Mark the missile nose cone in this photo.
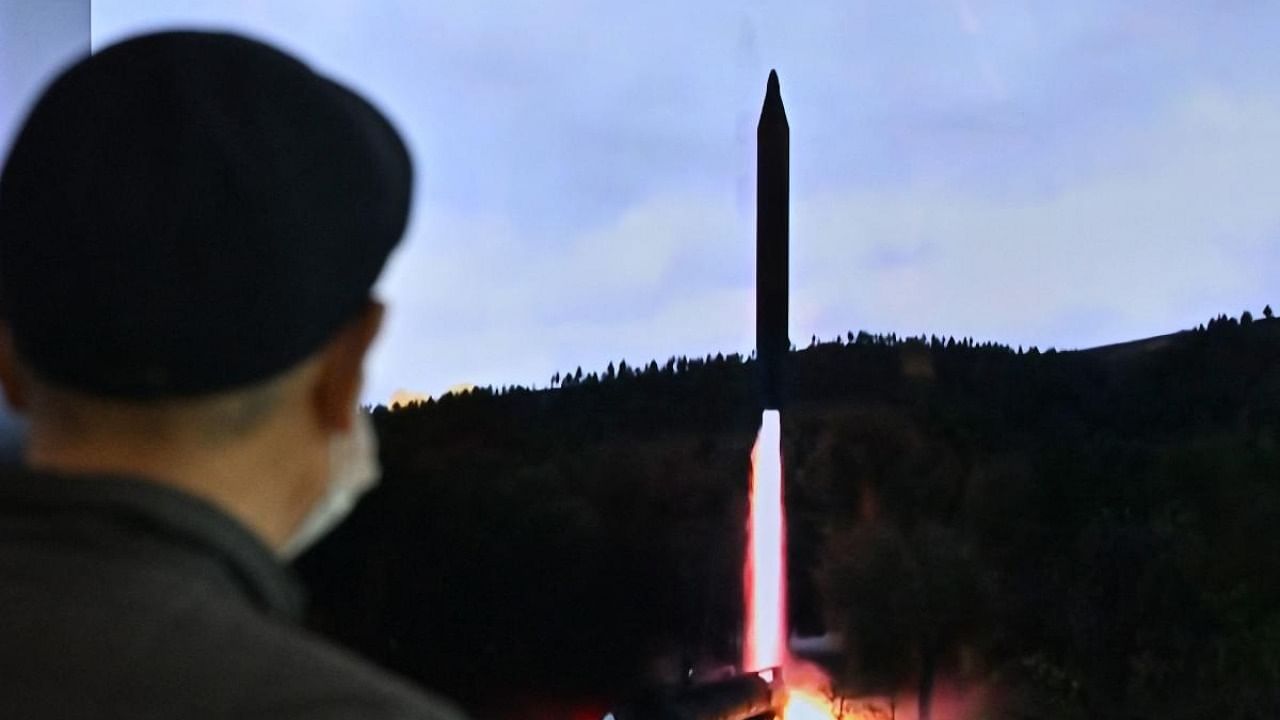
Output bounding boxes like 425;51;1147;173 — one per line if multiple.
760;69;787;126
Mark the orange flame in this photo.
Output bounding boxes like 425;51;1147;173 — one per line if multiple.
779;659;863;720
784;688;841;720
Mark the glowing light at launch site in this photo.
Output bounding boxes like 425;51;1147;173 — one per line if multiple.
785;688;840;720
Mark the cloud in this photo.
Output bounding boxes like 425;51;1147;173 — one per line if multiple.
366;190;752;404
793;88;1280;349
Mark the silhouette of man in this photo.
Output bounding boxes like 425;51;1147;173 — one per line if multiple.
0;31;465;719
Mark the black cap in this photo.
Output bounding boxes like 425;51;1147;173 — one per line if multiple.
0;31;412;399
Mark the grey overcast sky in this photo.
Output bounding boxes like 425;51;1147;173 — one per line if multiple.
5;1;1278;406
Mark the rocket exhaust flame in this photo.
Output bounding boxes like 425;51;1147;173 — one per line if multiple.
745;410;786;673
747;413;857;720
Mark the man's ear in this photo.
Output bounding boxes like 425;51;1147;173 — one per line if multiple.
0;323;30;413
311;300;385;434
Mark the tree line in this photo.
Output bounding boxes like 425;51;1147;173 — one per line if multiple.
308;309;1280;719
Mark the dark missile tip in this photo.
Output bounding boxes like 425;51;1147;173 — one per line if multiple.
760;69;787;124
766;69;780;100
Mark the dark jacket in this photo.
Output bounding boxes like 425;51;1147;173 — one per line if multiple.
0;464;467;719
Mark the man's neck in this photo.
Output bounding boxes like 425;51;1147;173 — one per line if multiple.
23;430;317;555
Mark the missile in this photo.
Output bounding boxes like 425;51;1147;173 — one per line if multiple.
756;70;789;410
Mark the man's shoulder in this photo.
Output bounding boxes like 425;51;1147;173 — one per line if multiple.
181;600;468;720
0;561;468;720
0;465;468;719
244;619;469;720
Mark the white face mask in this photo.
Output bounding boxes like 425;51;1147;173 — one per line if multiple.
279;407;381;560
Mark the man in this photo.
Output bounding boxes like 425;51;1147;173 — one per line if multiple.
0;31;465;719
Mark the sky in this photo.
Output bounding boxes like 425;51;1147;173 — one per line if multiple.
0;2;87;153
3;1;1278;406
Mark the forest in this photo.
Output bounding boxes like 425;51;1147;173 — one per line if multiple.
295;309;1280;720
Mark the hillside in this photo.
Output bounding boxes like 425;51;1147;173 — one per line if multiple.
296;313;1280;719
